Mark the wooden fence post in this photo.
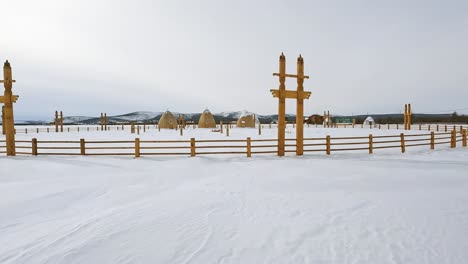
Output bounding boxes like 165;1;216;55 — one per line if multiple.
326;135;331;155
430;132;435;150
36;128;39;133
436;124;439;131
226;124;230;137
190;138;195;157
77;127;80;132
47;128;49;133
180;125;183;136
220;121;223;133
462;129;467;147
451;129;456;148
369;134;373;154
32;138;37;156
419;124;421;130
445;125;447;132
396;124;399;130
258;123;261;135
247;137;251;157
135;138;140;158
387;124;390;130
400;133;405;153
143;124;146;132
80;138;85;155
137;126;140;135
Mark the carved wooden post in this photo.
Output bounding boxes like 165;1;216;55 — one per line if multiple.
1;60;17;156
278;53;286;156
55;111;59;132
32;138;38;156
404;104;408;130
1;106;5;135
408;104;412;129
247;137;251;157
400;133;405;153
430;132;435;150
104;113;108;131
60;111;64;132
326;135;331;155
296;55;304;155
80;139;85;155
270;53;310;156
369;134;373;154
190;138;195;157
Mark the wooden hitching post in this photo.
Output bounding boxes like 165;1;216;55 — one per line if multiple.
270;53;311;156
0;60;17;156
60;111;64;132
55;111;59;132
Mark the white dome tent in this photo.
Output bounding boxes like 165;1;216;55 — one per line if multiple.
363;116;375;126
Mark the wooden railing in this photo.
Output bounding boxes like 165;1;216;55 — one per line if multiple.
3;130;466;158
4;123;468;135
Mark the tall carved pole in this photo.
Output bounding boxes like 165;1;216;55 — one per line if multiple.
278;53;286;156
296;55;304;155
408;104;412;130
1;106;5;135
60;111;64;132
100;113;104;131
104;113;107;131
55;111;59;132
2;61;16;156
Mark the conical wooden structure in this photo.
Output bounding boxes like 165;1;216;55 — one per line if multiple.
236;111;256;128
198;109;216;128
158;111;177;129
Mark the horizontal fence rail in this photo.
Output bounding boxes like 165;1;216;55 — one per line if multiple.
1;129;466;158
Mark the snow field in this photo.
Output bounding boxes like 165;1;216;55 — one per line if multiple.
1;125;468;263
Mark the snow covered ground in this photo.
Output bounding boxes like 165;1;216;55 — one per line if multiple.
1;127;468;263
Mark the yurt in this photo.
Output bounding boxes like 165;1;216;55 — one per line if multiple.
363;116;375;126
236;111;257;128
198;109;216;128
158;111;178;129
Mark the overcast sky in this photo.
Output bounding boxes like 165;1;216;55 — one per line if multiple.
2;0;468;120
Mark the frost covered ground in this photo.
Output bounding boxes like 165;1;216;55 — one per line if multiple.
1;126;468;263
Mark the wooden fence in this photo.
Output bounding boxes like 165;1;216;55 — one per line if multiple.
1;130;466;157
4;123;468;135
